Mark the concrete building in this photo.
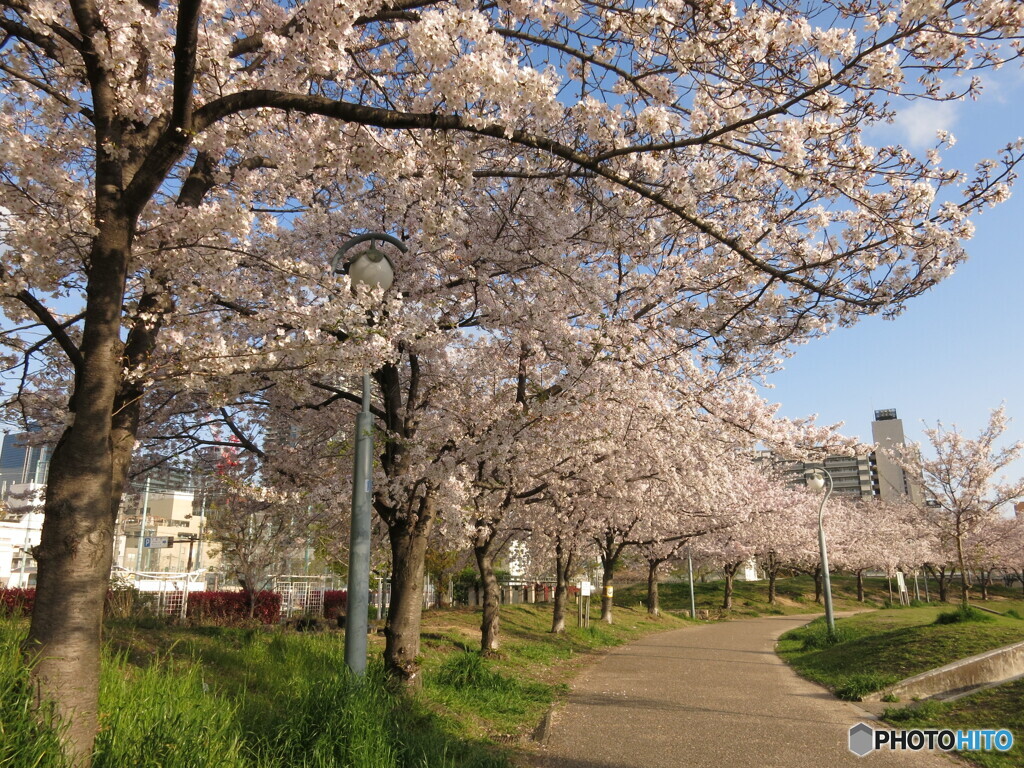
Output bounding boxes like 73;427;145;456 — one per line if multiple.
871;409;924;504
119;485;209;575
0;432;50;491
0;483;45;588
767;409;921;504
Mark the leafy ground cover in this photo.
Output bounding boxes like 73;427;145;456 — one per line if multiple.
4;603;687;768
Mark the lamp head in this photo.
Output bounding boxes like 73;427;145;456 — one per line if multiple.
347;243;395;291
805;470;827;492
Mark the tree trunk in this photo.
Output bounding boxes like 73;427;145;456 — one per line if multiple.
436;577;452;609
551;540;572;634
26;214;135;767
956;532;971;606
934;567;950;603
600;558;615;624
813;566;823;604
764;551;779;605
646;559;662;616
722;562;740;610
856;570;865;602
474;525;501;654
979;569;990;601
382;497;434;685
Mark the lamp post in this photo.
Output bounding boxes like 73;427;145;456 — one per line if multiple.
806;467;835;636
687;546;696;620
331;232;406;677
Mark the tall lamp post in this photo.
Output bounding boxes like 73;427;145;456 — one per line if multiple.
806;467;835;636
331;232;406;677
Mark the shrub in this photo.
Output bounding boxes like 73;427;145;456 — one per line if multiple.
0;588;35;617
187;590;282;624
322;590;347;619
934;605;997;625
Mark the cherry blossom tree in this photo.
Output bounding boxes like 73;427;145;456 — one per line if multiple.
892;406;1024;605
2;0;1023;762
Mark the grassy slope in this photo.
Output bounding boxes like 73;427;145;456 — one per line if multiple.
775;596;1024;768
884;679;1024;768
3;602;689;768
777;600;1024;697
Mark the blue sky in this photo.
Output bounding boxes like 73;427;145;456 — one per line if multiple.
761;66;1024;478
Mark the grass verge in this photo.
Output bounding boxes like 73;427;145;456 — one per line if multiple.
882;680;1024;768
777;601;1024;701
615;573;902;619
2;604;686;767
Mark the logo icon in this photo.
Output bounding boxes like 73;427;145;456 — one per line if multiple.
849;723;875;757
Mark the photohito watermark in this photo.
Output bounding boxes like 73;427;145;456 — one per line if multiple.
848;723;1014;757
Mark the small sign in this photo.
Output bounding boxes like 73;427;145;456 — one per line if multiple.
604;585;614;598
143;536;172;549
580;581;592;597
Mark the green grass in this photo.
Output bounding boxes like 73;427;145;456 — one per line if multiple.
882;679;1024;768
2;602;687;767
1;619;69;768
614;573;899;619
935;605;998;624
777;600;1024;702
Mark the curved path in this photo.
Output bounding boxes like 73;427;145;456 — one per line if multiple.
528;615;962;768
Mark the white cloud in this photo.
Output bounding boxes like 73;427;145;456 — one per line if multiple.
892;100;960;148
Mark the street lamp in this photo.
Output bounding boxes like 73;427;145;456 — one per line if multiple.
806;467;836;637
331;232;407;677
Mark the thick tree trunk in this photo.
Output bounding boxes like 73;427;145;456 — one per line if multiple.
646;559;661;616
926;564;952;603
856;570;865;602
767;569;777;605
813;566;823;604
474;526;501;654
26;215;134;767
722;563;739;610
383;497;434;685
551;540;572;634
600;558;615;624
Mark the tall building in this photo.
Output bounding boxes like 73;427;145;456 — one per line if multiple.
767;409;922;504
776;454;875;500
0;432;50;490
870;409;923;505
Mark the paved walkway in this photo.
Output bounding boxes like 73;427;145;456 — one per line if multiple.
529;615;962;768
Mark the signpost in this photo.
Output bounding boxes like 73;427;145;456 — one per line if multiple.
578;581;592;628
142;536;173;549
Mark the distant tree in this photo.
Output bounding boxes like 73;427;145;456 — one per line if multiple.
892;406;1024;605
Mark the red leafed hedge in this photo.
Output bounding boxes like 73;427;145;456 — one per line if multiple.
0;588;35;616
323;590;346;619
2;587;286;624
186;590;282;624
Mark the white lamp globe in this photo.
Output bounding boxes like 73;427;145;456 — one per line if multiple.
348;246;395;291
806;471;826;492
